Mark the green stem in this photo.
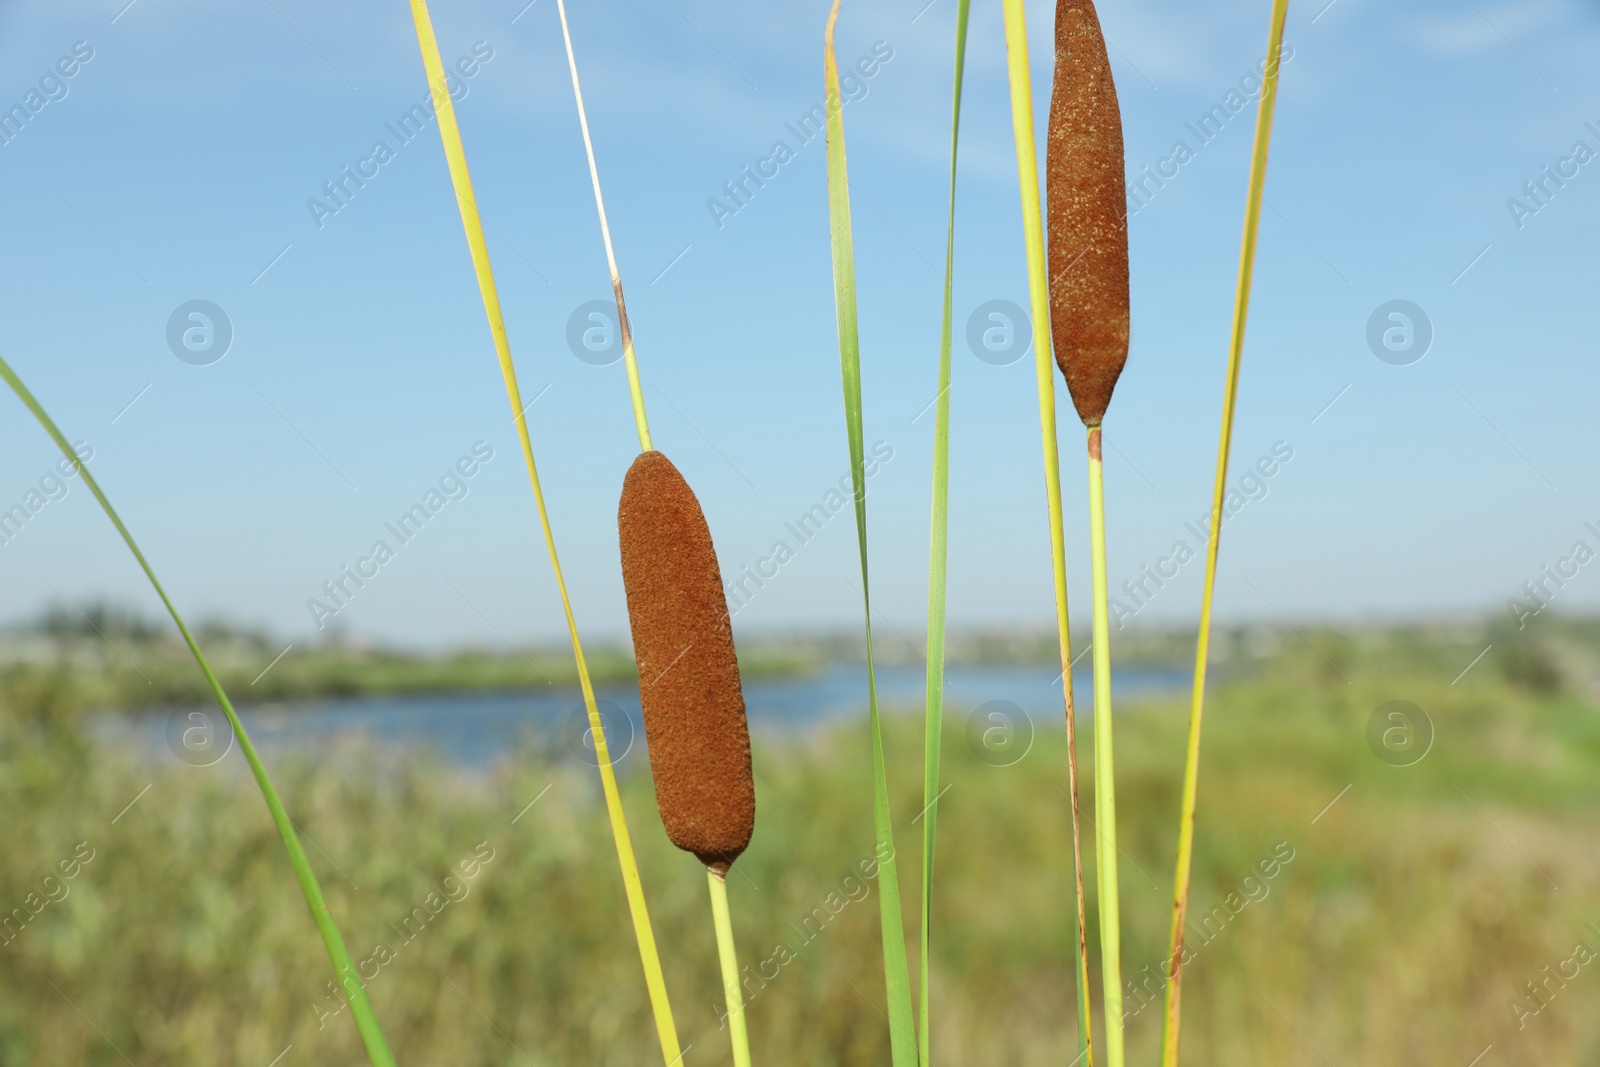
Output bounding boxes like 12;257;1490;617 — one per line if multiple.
709;870;753;1067
917;1;971;1062
1087;428;1125;1067
0;356;397;1067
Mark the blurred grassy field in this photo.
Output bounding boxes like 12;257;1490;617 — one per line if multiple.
3;620;1599;1065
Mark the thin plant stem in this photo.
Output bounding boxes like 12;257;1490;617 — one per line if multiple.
708;869;754;1067
917;0;971;1061
553;0;653;452
0;356;397;1067
1160;4;1291;1064
996;1;1094;1061
1086;427;1124;1067
823;2;918;1063
406;3;681;1063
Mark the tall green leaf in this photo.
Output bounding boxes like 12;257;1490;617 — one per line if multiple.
0;355;397;1067
917;0;971;1063
822;4;916;1065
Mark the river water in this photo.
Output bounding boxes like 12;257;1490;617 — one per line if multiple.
104;662;1188;769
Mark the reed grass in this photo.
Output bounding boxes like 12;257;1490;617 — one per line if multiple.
995;2;1095;1062
1160;4;1291;1063
6;632;1586;1063
405;3;681;1062
823;3;917;1063
0;355;398;1067
916;1;970;1063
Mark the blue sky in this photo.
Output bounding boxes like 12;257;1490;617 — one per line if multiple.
0;0;1596;648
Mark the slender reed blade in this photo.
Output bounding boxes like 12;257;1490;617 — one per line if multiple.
0;356;397;1067
406;3;682;1062
823;4;917;1064
917;1;970;1062
1160;4;1291;1063
996;2;1095;1061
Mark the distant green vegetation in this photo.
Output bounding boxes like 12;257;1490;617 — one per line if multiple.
16;600;1586;714
0;603;821;711
3;616;1597;1064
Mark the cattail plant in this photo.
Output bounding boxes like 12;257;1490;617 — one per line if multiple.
406;2;683;1062
996;0;1097;1061
1161;4;1292;1064
0;357;398;1067
822;3;917;1064
1045;4;1131;1064
551;3;760;1062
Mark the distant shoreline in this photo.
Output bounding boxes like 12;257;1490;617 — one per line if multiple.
5;614;1581;715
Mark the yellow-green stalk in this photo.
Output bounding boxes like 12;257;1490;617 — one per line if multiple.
1160;4;1292;1064
709;870;753;1067
996;1;1095;1061
1085;427;1124;1065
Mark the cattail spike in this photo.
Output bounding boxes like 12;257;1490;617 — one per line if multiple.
1047;0;1130;427
619;450;755;871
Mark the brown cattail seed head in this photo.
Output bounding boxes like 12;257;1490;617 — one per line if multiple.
1047;0;1130;427
618;450;754;873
